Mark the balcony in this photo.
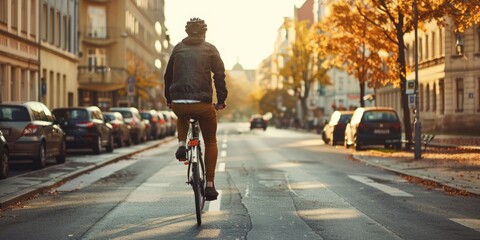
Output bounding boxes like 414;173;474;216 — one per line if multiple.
81;26;117;46
78;66;128;91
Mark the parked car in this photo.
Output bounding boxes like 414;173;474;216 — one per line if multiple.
321;111;353;146
52;106;114;154
158;110;176;136
103;112;132;147
155;111;168;138
250;114;268;131
0;131;9;179
0;101;66;169
109;107;146;144
141;110;162;140
344;107;402;150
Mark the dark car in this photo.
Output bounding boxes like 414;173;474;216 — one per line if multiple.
250;114;267;131
109;107;146;144
0;101;66;169
344;107;402;150
0;131;9;179
141;110;162;140
321;111;353;146
103;112;132;147
52;106;114;154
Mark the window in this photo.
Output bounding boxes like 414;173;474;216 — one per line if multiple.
456;78;464;112
456;34;464;55
419;37;423;61
0;65;5;102
432;82;437;112
63;15;67;49
439;28;443;56
87;6;107;38
419;84;424;111
439;79;445;114
49;7;54;44
426;83;430;111
11;0;18;29
431;31;436;58
87;48;107;72
56;11;60;46
42;3;47;41
0;0;7;23
30;0;36;36
21;0;27;33
425;34;429;60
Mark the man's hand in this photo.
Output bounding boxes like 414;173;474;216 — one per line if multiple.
215;103;226;110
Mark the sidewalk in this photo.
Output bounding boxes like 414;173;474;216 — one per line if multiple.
0;137;175;209
352;134;480;196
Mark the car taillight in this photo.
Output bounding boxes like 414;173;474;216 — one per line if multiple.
130;119;136;126
393;123;401;129
358;123;368;130
76;121;95;128
22;124;38;135
110;123;119;128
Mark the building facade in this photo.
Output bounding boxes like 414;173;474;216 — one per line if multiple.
77;0;168;110
40;0;79;109
0;0;41;103
376;19;480;134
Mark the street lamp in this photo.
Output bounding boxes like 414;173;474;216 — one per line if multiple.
413;0;422;159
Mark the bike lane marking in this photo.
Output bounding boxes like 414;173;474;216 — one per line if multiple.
449;218;480;232
349;175;413;197
207;190;222;212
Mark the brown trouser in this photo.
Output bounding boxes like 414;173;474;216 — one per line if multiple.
171;103;218;182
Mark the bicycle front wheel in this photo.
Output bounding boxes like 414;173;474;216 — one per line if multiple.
192;160;205;226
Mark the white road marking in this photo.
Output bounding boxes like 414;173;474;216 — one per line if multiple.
220;150;227;157
349;175;413;197
450;218;480;232
217;162;226;172
207;190;222;211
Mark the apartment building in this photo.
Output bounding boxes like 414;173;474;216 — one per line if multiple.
376;20;480;134
77;0;168;110
40;0;79;109
0;0;40;103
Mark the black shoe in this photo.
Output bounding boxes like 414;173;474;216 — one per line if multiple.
205;186;218;201
175;146;187;161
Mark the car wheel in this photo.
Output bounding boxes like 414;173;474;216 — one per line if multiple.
34;143;47;169
56;139;66;164
0;148;9;179
106;135;114;153
93;136;102;154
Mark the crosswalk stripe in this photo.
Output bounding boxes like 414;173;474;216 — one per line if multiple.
217;162;226;172
349;175;413;197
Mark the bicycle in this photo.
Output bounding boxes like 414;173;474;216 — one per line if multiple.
184;115;206;226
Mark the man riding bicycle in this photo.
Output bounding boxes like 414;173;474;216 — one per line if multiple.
164;17;228;201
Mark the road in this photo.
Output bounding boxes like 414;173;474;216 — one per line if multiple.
0;122;479;239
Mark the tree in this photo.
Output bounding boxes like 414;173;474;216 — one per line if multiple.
278;19;330;125
324;0;480;149
118;53;162;108
314;2;399;107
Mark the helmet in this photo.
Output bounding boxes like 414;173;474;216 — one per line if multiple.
185;17;207;36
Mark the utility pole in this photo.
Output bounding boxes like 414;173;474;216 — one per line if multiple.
414;0;422;159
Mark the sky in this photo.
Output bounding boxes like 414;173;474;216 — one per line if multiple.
164;0;307;70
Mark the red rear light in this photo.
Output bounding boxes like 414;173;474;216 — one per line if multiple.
358;123;368;130
76;121;95;128
393;123;401;129
130;119;136;126
22;124;38;135
110;123;119;128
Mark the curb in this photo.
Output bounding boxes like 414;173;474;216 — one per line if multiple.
0;137;175;209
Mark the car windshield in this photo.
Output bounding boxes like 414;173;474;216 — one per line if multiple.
339;114;352;124
362;111;398;123
104;114;115;121
116;111;133;118
0;106;30;121
53;109;89;120
140;113;151;119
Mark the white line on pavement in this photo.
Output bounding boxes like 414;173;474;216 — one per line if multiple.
349;175;413;197
207;190;222;211
220;150;227;157
217;162;226;172
450;218;480;232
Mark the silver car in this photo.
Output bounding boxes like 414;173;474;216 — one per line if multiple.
0;101;66;169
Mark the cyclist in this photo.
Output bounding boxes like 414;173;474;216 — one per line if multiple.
164;17;228;201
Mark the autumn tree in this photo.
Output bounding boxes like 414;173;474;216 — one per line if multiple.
118;53;163;108
278;19;330;125
315;2;399;107
326;0;480;149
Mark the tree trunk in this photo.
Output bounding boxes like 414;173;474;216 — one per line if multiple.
359;81;366;107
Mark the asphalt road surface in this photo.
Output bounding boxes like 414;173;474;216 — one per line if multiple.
0;122;479;239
